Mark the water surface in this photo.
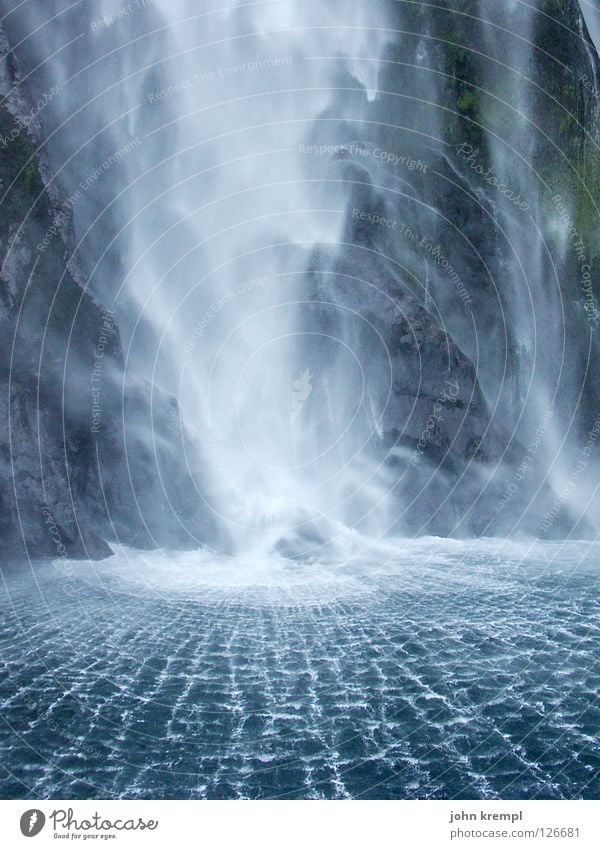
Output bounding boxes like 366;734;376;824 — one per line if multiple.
1;539;599;799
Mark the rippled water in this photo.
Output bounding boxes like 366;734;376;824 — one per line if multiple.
1;539;599;799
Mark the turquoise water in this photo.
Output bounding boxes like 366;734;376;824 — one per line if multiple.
0;539;599;799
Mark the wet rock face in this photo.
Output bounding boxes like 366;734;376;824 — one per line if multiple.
0;382;114;560
303;232;582;539
0;26;112;559
0;30;218;560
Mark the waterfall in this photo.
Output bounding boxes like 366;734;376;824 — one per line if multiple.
119;1;394;554
2;0;598;553
2;0;396;555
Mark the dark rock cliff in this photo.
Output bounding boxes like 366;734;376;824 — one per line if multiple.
0;26;218;560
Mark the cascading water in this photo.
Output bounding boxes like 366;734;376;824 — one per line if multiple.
4;0;400;557
1;0;599;552
140;1;395;555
